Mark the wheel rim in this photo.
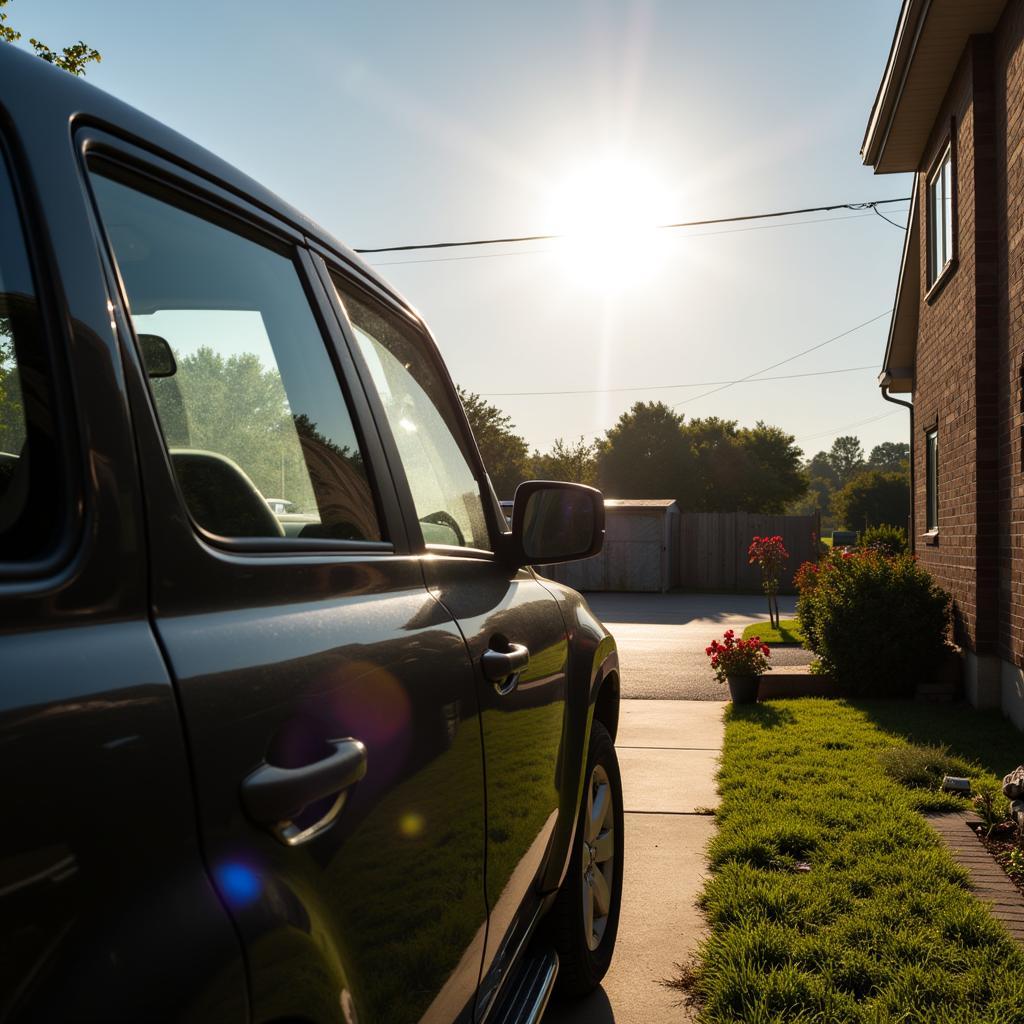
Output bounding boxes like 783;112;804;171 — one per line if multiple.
582;762;615;951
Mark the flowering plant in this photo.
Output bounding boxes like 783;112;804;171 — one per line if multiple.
748;535;789;629
705;629;771;682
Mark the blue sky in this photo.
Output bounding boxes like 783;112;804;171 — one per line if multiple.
23;0;911;456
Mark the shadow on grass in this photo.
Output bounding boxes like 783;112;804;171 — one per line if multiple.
727;703;797;729
855;700;1022;778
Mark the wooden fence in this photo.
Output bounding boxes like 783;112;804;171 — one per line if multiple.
676;512;820;593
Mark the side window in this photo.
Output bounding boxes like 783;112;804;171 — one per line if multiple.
90;170;382;543
927;144;954;286
333;281;491;551
0;152;64;560
925;427;938;533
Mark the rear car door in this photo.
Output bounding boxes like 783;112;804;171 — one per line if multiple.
325;275;575;1020
84;141;489;1024
0;112;245;1019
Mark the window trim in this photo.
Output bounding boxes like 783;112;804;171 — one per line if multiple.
316;257;507;559
0;128;81;580
79;138;402;557
924;125;958;302
924;425;938;539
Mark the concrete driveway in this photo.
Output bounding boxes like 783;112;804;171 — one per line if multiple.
584;591;811;699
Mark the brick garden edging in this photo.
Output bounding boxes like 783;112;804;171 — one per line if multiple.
928;811;1024;943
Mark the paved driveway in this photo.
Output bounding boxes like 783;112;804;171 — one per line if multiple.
583;592;811;700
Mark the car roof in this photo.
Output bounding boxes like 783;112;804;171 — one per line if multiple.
0;45;417;320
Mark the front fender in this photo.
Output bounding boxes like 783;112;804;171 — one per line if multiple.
533;576;619;895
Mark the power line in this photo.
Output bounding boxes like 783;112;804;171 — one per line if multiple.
482;363;879;399
797;410;900;443
673;309;893;409
872;205;907;230
367;209;907;268
354;196;911;254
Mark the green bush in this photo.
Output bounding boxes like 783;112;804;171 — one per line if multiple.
795;550;951;697
859;524;908;557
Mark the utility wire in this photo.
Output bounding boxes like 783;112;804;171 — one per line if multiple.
673;309;892;409
367;209;907;268
354;196;911;254
797;410;900;443
482;363;879;399
872;205;907;230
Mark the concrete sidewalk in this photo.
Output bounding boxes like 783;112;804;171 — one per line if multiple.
546;700;723;1023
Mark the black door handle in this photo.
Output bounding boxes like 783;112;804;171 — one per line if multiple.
242;738;367;845
482;643;530;694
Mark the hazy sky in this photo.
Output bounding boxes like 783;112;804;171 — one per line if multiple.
24;0;911;457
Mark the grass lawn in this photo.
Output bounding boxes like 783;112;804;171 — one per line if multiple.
741;619;805;646
684;699;1024;1023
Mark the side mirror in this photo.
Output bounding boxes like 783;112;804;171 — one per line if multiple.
507;481;604;567
137;333;177;378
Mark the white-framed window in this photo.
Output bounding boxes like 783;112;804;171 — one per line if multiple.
927;145;954;286
925;428;938;533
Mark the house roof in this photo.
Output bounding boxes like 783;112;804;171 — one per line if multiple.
862;0;1006;174
878;187;919;394
866;0;1006;393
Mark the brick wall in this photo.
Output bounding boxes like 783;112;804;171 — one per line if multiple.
915;4;1024;665
995;2;1024;665
913;44;984;649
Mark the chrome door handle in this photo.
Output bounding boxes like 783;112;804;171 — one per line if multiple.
242;737;367;846
482;643;530;695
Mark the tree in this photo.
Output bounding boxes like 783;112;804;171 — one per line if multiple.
596;401;691;502
0;0;101;76
868;441;910;474
456;387;530;499
832;469;909;532
825;435;865;486
682;416;747;511
735;421;807;513
531;436;598;485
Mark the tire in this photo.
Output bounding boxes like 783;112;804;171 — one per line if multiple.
545;720;624;996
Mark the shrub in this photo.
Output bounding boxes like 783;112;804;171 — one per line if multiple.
878;743;972;790
972;778;1011;837
795;549;951;696
859;523;908;557
793;560;823;652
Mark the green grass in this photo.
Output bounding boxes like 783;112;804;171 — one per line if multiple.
742;619;805;646
822;536;833;548
686;699;1024;1023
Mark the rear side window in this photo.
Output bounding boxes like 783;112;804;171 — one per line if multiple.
90;170;382;543
0;153;64;561
333;281;491;551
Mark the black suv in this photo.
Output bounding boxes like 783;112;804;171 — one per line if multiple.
0;46;622;1024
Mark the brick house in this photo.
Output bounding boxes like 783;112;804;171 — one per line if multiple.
865;0;1024;725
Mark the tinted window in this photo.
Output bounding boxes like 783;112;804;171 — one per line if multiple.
0;153;63;560
91;171;381;543
334;283;490;551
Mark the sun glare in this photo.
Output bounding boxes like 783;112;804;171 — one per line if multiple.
545;157;674;288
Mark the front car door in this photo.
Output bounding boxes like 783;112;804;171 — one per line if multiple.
325;275;575;1019
83;141;489;1024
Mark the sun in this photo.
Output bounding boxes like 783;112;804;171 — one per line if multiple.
544;156;674;289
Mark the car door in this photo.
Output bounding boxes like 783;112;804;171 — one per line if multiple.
0;115;245;1020
324;273;573;1020
84;143;489;1024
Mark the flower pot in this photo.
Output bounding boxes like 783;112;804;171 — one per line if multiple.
726;674;759;704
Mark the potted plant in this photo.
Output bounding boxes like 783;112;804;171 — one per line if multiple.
705;629;771;704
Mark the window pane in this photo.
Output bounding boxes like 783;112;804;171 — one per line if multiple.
91;172;382;542
942;155;953;266
335;285;490;551
0;153;62;559
926;430;938;532
929;171;942;281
